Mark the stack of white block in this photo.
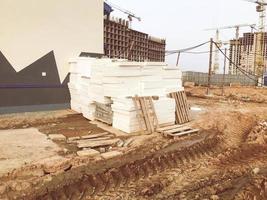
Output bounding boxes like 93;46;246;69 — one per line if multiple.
111;97;176;133
68;58;183;133
68;58;95;120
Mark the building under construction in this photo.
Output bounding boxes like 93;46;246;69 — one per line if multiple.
229;32;267;75
104;16;166;62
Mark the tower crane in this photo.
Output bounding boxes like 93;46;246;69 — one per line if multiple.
104;0;141;27
205;24;256;74
243;0;267;84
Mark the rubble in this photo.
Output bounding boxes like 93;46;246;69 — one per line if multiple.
101;151;123;159
77;149;101;157
48;134;66;141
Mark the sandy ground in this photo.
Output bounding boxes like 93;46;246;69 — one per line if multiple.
0;86;266;199
0;128;62;176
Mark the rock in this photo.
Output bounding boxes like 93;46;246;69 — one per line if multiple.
101;151;123;160
253;167;260;174
155;145;161;151
77;149;100;157
48;134;66;141
210;195;219;200
41;156;71;174
99;147;106;153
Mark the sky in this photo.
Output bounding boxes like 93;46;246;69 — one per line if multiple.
107;0;260;73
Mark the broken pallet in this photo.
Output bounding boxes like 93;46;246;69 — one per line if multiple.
169;91;190;124
132;95;159;134
157;124;199;139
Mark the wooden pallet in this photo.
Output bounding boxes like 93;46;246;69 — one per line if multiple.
132;95;159;134
95;102;113;125
169;91;190;124
157;124;199;139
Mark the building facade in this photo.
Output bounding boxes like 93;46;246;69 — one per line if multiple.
0;0;103;113
229;32;267;75
0;1;166;113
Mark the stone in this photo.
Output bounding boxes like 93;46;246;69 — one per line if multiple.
101;151;123;160
48;134;66;141
68;136;80;142
210;195;219;200
77;149;100;157
253;167;260;174
99;147;106;153
41;156;71;174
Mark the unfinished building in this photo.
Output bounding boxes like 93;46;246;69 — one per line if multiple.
229;32;267;75
104;17;166;62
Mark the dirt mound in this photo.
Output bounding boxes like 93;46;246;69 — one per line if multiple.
246;121;267;144
193;111;257;147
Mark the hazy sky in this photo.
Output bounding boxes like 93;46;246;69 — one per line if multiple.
108;0;259;73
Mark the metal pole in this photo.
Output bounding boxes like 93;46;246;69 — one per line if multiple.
207;38;213;95
222;48;227;96
176;52;181;67
235;26;240;75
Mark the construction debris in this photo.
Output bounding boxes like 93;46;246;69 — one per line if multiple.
80;132;111;139
132;96;159;134
123;138;134;147
77;149;101;157
77;139;121;149
48;134;66;141
101;151;123;160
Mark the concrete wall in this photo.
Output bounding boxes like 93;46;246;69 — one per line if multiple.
0;0;103;112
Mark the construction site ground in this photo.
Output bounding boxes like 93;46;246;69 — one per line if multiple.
0;86;267;200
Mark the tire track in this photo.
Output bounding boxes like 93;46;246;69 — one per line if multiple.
25;136;223;200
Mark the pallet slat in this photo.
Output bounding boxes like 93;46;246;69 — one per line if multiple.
173;129;199;138
132;96;159;134
164;126;191;134
170;91;190;124
157;124;184;132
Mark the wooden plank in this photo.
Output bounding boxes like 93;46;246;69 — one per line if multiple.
81;132;110;139
133;96;145;132
77;139;121;149
157;124;185;132
170;93;180;124
164;126;192;134
148;97;159;129
181;91;190;122
181;91;190;121
138;97;150;133
158;122;175;128
141;97;153;133
177;92;187;123
173;92;184;124
76;136;113;142
173;129;199;138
